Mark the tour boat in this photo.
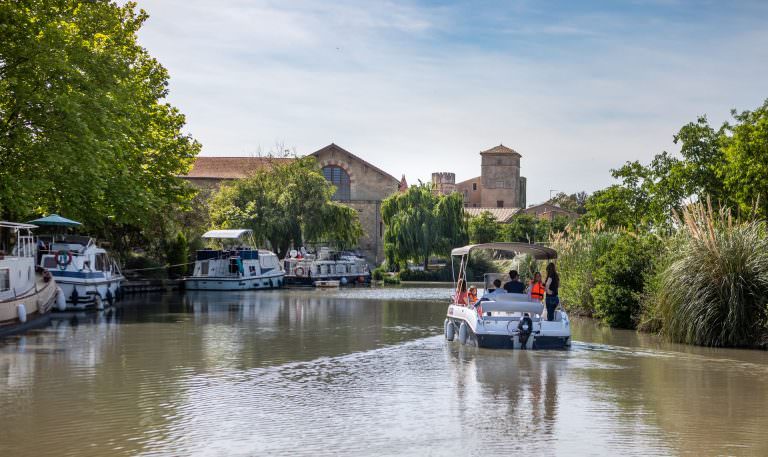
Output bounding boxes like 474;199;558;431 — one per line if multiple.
0;222;64;336
445;243;571;349
283;247;370;287
184;229;284;291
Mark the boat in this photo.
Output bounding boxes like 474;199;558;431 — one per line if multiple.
283;247;370;287
0;222;64;336
33;214;124;310
445;242;571;349
184;229;285;290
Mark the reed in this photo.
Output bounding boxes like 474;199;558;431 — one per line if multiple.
655;201;768;347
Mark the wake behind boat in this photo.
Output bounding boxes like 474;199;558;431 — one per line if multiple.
445;242;571;349
184;229;284;291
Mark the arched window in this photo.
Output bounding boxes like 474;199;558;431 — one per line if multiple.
322;165;351;201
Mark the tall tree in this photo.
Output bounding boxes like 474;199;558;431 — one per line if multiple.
209;156;363;257
0;1;199;247
468;211;500;244
381;185;467;268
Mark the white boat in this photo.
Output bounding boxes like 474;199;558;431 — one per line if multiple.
39;234;124;309
283;247;371;287
0;222;63;336
184;229;285;291
445;243;571;349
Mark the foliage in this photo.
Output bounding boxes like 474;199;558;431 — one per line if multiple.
592;233;660;328
503;214;569;243
398;268;452;282
722;100;768;218
468;211;500;244
123;252;167;280
209;156;363;257
548;192;589;215
381;184;468;268
382;275;401;285
0;1;200;246
165;231;189;278
651;202;768;347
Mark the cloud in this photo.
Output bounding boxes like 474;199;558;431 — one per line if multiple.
132;0;768;203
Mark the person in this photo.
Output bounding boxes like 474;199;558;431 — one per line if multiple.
544;263;560;321
528;272;545;301
488;278;507;296
503;270;525;293
467;286;479;305
455;278;468;305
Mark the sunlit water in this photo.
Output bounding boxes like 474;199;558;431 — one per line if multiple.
1;287;767;456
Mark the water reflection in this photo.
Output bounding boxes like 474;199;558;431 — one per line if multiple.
0;290;766;456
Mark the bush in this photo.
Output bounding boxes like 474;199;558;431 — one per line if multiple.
123;253;167;280
399;268;452;282
383;275;401;285
651;203;768;347
372;266;385;281
592;233;660;328
165;232;189;279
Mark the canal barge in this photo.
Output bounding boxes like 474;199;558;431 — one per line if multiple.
34;215;123;310
185;229;284;290
282;247;370;287
445;243;571;349
0;221;63;336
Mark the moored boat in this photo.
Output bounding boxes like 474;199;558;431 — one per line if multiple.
445;243;571;349
184;229;284;291
33;214;124;310
283;247;370;287
0;222;63;336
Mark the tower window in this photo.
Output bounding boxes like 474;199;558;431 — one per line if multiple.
496;180;505;188
322;166;351;201
472;183;477;191
497;200;504;208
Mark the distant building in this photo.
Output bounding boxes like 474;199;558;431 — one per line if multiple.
182;143;399;264
463;207;521;223
520;202;579;221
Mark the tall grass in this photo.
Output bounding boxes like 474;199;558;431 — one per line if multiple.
653;201;768;347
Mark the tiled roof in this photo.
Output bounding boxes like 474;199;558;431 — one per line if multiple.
183;156;294;179
464;207;522;223
480;144;521;156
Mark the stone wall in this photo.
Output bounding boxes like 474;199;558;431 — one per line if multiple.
480;151;521;208
456;177;482;207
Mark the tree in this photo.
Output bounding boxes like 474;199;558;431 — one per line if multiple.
0;1;200;252
381;185;468;268
548;191;589;215
504;214;550;243
468;211;500;244
722;100;768;218
209;156;362;257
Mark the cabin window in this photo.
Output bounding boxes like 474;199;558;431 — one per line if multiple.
0;269;9;292
249;265;257;275
200;261;209;276
497;200;504;208
322;166;351;201
95;253;107;271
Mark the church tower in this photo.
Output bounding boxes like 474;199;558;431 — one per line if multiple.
479;144;523;208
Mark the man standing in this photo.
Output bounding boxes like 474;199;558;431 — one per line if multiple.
503;270;525;293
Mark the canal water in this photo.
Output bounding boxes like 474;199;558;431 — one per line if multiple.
1;287;767;456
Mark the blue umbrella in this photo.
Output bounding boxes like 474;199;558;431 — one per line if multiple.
27;214;82;227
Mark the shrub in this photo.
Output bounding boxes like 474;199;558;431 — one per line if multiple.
383;275;401;285
123;253;167;279
165;232;189;278
399;268;452;282
372;266;385;281
652;202;768;347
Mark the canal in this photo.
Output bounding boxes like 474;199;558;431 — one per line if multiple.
1;287;767;456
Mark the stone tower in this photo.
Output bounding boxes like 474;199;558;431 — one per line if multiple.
431;172;456;196
479;144;523;208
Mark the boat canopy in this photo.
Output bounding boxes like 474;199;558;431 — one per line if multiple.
451;242;557;260
27;214;82;227
0;221;38;230
202;229;253;239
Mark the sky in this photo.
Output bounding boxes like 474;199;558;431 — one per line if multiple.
132;0;768;204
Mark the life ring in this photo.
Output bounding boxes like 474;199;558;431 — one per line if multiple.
56;250;72;269
295;266;305;277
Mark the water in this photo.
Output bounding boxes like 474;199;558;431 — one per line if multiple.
1;287;767;456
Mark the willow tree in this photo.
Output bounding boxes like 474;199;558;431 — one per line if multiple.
381;184;467;268
209;156;363;257
0;1;199;253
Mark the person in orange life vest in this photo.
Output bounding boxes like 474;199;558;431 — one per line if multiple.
528;272;546;301
455;278;468;305
467;286;479;305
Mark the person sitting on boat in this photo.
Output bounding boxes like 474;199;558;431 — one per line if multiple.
487;279;507;296
503;270;525;293
528;271;546;302
467;285;479;305
455;278;468;305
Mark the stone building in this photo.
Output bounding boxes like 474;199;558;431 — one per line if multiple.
520;202;579;221
182;143;399;264
432;144;527;209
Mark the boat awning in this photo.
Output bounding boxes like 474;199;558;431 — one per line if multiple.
0;221;38;230
202;229;253;239
27;214;82;227
451;242;557;260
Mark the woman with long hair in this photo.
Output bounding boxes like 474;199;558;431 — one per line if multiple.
455;278;468;305
544;263;560;321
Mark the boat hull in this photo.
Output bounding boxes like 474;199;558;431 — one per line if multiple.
284;274;371;287
0;275;58;337
184;273;285;291
52;275;123;309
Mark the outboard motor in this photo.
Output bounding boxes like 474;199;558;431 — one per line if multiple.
518;313;533;349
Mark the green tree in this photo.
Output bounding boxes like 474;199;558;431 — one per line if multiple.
381;185;467;268
504;214;550;243
468;211;500;244
722;100;768;218
0;1;199;251
209;156;362;257
165;231;189;278
548;191;589;214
